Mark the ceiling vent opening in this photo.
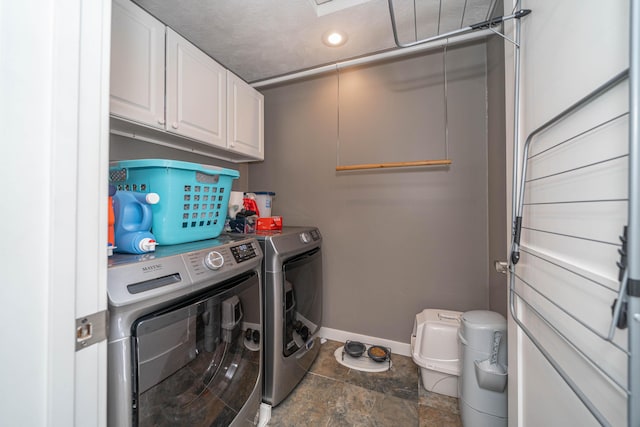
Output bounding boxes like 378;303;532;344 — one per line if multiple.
309;0;374;17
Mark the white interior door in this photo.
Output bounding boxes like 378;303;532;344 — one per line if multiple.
0;1;110;426
504;1;630;426
75;0;111;425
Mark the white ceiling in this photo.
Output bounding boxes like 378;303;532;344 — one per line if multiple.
133;0;498;83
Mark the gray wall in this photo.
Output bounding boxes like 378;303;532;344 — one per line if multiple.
487;34;508;317
250;40;494;343
109;133;249;191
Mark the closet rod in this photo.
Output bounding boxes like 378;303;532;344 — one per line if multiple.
251;29;492;88
336;159;451;171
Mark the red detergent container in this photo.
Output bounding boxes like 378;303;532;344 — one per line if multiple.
108;184;116;251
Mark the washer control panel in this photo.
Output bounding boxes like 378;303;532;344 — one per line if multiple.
231;242;258;263
108;236;262;306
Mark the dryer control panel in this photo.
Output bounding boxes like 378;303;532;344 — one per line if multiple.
299;229;321;244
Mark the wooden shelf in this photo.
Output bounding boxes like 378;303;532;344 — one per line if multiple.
336;159;452;171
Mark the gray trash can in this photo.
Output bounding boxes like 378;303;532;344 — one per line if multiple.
458;310;507;427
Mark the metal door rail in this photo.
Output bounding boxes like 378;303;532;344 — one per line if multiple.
509;68;631;427
510;69;629;265
512;273;628;391
510;286;614;426
515;248;627;355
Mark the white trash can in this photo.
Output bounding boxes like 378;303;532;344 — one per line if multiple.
459;310;507;427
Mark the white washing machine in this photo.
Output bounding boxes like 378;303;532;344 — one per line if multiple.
107;235;263;426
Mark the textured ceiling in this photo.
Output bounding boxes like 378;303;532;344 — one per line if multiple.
133;0;497;83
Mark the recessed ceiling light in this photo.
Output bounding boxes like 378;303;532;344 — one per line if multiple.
322;30;348;47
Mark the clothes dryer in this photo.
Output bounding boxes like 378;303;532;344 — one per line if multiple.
255;227;323;406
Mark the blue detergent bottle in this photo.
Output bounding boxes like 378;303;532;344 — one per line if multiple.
113;190;160;254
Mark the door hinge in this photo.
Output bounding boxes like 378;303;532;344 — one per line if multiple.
76;310;109;351
494;260;509;274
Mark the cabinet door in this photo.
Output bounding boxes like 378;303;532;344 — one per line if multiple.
166;28;226;146
110;0;165;128
227;71;264;160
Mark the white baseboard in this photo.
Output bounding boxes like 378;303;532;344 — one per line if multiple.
318;326;412;357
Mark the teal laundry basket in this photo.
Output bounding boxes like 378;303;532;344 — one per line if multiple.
109;159;239;245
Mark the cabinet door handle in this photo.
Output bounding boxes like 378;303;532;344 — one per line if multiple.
157;118;165;125
171;122;178;129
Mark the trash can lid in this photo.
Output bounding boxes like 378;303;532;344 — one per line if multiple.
461;310;506;331
460;311;507;353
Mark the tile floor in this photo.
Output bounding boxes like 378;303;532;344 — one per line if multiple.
268;339;462;427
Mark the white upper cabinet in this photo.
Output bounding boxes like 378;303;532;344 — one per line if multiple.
166;28;227;147
109;0;263;162
110;0;165;128
227;71;264;160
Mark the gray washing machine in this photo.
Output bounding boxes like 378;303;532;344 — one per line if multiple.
107;235;263;427
254;226;323;406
